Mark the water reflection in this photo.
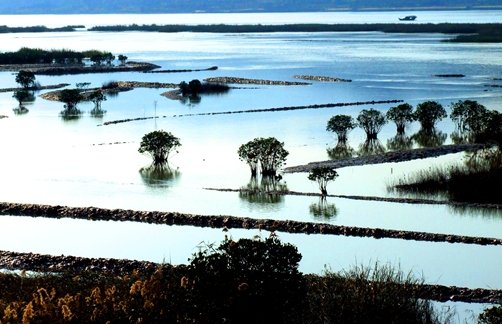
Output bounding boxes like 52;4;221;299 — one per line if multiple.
309;197;338;221
90;107;107;118
411;128;447;148
386;133;414;151
448;205;502;219
12;106;29;115
327;141;355;160
139;163;181;187
239;175;288;204
358;138;386;156
450;130;475;145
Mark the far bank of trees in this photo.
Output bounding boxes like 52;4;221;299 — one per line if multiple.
0;48;125;66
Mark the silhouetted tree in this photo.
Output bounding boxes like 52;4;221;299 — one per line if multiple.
138;130;181;165
386;103;414;134
357;108;387;139
414;101;447;129
326;114;357;142
308;166;339;195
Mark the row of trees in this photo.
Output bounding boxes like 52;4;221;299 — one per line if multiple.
0;47;126;66
327;100;501;144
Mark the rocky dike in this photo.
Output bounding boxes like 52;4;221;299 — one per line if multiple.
0;83;70;93
293;75;352;82
144;65;218;73
99;99;404;126
0;249;499;303
40;81;179;101
1;202;501;303
0;201;501;247
284;143;485;173
203;76;311;85
0;62;160;75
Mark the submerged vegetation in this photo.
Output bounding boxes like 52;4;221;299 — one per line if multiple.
138;130;181;165
0;237;453;324
238;137;289;177
392;146;502;203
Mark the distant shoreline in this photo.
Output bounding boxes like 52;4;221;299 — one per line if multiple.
1;6;502;14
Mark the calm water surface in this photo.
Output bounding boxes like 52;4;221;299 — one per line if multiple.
0;13;501;313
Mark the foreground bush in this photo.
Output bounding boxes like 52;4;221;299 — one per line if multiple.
0;238;452;324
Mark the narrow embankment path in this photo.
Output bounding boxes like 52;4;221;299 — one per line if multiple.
284;143;485;173
0;201;501;246
98;99;404;126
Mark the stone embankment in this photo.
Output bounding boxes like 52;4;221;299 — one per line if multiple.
0;62;160;75
0;249;499;303
284;143;485;173
0;202;501;246
0;250;167;275
203;76;311;85
145;66;218;73
293;75;352;82
99;99;404;126
0;83;70;93
0;250;500;304
205;188;502;210
40;81;178;101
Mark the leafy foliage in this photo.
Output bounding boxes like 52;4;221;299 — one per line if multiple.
386;103;414;134
414;101;447;129
88;89;107;115
0;47;86;65
474;110;502;144
449;99;488;134
357;108;387;139
12;90;34;106
326;114;357;142
15;70;36;88
59;89;83;115
308;166;339;195
186;237;305;323
117;54;128;65
238;137;289;176
479;304;502;324
138;130;181;165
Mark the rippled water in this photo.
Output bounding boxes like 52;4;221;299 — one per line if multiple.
0;13;501;314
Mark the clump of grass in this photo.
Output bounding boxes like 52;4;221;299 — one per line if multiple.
391;146;502;203
304;262;454;324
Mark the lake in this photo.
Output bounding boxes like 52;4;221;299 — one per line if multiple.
0;10;501;321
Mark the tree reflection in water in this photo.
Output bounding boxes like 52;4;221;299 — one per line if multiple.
309;197;338;220
139;163;181;187
386;133;414;151
411;128;447;148
450;129;474;145
358;138;386;157
13;106;29;115
90;107;107;118
239;175;288;204
327;141;355;160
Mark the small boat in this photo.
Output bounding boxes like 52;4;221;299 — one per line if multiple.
399;15;417;21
